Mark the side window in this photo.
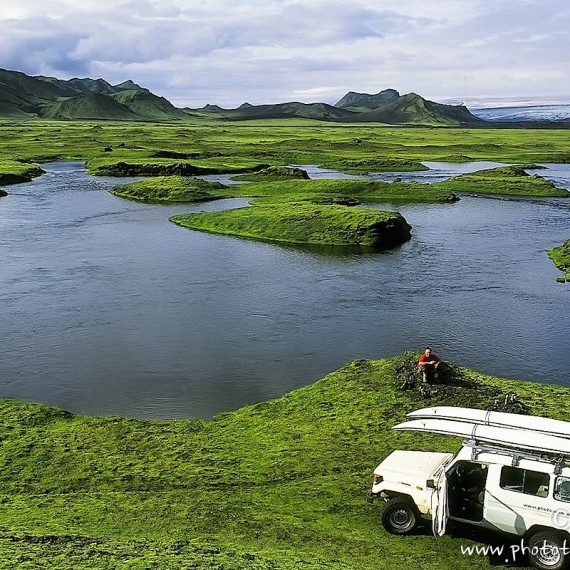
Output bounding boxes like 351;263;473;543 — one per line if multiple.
555;477;570;503
500;466;549;498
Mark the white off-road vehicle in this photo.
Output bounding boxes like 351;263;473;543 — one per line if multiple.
368;407;570;570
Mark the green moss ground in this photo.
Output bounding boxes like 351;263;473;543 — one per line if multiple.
112;177;458;205
548;239;570;282
2;354;569;568
229;178;459;204
170;202;411;248
435;165;568;198
2;122;570;184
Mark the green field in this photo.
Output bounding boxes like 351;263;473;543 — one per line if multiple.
2;353;569;569
1;121;570;182
1;120;569;199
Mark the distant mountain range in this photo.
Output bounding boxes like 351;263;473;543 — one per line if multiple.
0;68;186;121
1;67;565;126
186;91;483;126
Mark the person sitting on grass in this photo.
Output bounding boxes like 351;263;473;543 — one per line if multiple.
418;346;441;384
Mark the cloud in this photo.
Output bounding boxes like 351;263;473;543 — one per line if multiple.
0;0;568;106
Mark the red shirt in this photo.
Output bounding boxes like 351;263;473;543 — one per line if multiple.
418;353;439;368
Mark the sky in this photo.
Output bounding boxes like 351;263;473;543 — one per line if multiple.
1;0;569;108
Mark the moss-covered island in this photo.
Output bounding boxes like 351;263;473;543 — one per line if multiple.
231;165;310;182
548;239;570;282
321;156;430;175
2;355;570;568
435;165;569;198
110;176;228;203
170;202;412;248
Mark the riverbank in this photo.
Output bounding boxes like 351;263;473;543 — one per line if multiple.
2;354;569;568
548;239;570;282
0;159;44;187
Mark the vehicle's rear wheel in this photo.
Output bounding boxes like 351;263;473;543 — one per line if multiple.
381;497;419;535
528;531;570;570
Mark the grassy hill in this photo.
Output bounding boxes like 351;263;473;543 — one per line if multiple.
39;91;190;122
41;93;139;121
111;90;190;121
1;354;568;568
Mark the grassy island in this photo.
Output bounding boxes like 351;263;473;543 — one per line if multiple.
231;165;310;182
170;202;412;248
548;239;570;282
321;157;429;174
1;354;569;568
110;176;228;203
435;165;569;198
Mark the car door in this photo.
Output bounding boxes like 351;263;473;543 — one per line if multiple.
483;464;551;535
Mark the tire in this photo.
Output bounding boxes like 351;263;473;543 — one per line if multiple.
528;531;570;570
381;497;419;535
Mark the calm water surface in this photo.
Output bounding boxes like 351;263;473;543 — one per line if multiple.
1;162;569;418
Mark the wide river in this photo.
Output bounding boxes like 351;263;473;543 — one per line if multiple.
1;162;569;419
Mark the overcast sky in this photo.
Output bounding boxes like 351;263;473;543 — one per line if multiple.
1;0;568;108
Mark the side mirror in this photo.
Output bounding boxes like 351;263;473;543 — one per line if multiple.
427;479;435;489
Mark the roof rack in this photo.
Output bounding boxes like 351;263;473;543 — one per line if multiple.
465;440;570;474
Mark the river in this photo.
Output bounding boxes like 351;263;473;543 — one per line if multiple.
0;161;568;418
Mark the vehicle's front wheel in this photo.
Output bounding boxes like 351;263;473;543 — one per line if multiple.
381;497;419;535
528;531;570;570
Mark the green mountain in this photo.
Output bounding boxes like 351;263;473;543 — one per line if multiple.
111;90;190;121
40;91;190;122
335;89;400;110
41;93;138;120
0;68;163;120
0;68;69;116
346;93;484;126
